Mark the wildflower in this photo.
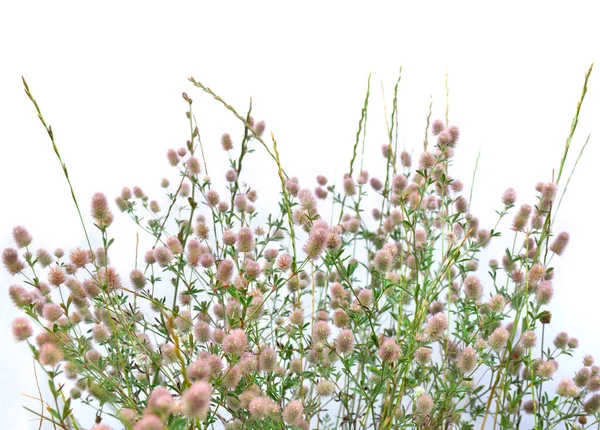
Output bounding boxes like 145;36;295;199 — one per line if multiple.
304;225;329;260
312;321;331;341
450;179;465;193
511;204;532;232
97;266;121;291
12;316;33;341
47;265;66;286
181;381;212;420
35;249;53;267
225;169;237;182
259;347;277;372
3;247;25;275
167;148;179;166
199;253;214;268
400;150;412;167
92;324;110;343
236;227;254;252
166;236;182;254
432;119;445;135
528;264;546;282
502;188;517;205
141;250;155;266
463;275;483;301
553;332;569;349
315;380;335;397
536;360;558;378
244;259;261;278
186;156;201;175
357;289;373;308
425;313;447;341
283;400;304;426
248;396;280;418
574;368;591;387
159;343;177;364
205;189;220;207
536;281;554;305
194;320;211;343
147;386;174;417
91;425;113;430
153;246;173;268
556;378;580;398
316;175;328;185
234;194;247;212
217;259;235;284
222;329;248;356
175;310;192;333
221;133;233;150
290;309;304;326
584;355;595;366
336;329;355;354
115;196;129;212
550;232;570;256
39;343;64;367
285;179;300;196
523;400;537;414
415;394;434;415
133;415;162;430
585;394;600;414
370;177;383;191
379;338;401;363
179;181;191;197
486;294;505;313
520;331;537;349
12;226;32;248
276;253;293;271
488;327;509;352
290;358;303;373
254;120;266;136
332;308;350;327
125;270;147;293
415;347;432;364
419;152;436;170
589;376;600;392
187;359;211;381
458;347;478;374
90;192;114;227
374;249;393;273
9;285;31;308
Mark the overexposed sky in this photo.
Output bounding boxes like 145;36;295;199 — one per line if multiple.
1;2;599;429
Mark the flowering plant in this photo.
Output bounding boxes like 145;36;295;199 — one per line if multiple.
4;66;598;430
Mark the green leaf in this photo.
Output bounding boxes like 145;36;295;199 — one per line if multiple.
62;397;72;420
169;416;188;430
347;260;358;277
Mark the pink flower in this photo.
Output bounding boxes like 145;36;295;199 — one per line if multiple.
222;329;248;356
12;226;33;248
379;338;401;363
12;316;33;341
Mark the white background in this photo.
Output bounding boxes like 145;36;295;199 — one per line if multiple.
1;2;599;429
